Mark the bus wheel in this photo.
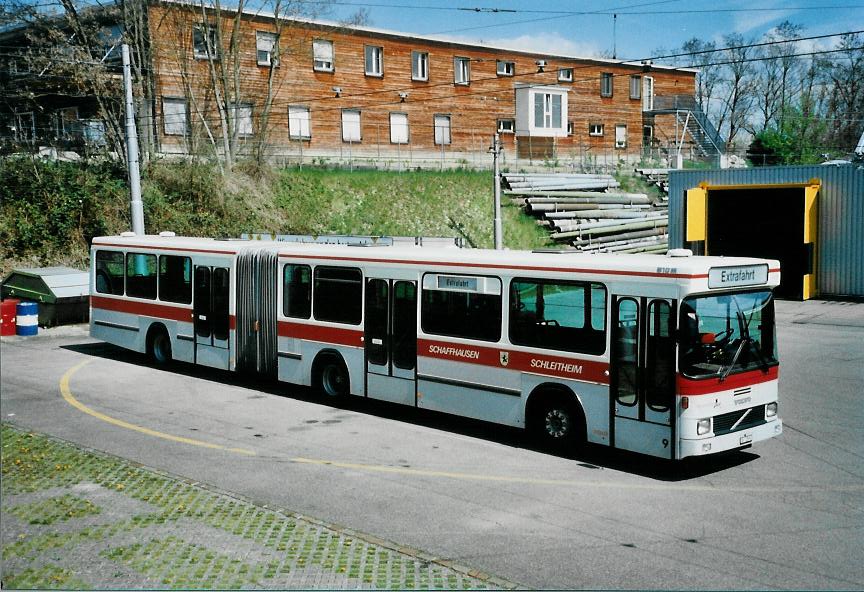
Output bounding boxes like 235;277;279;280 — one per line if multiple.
531;394;584;452
315;356;349;398
147;327;172;366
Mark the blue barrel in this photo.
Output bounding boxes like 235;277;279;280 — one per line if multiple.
16;301;38;336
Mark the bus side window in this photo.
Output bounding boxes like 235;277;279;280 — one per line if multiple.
614;298;639;406
314;266;362;325
126;253;157;300
159;255;192;304
95;250;125;296
283;264;312;319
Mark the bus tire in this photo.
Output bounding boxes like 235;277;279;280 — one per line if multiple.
313;354;349;399
529;390;585;453
147;325;173;366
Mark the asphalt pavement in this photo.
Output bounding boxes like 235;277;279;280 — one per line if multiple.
1;298;862;589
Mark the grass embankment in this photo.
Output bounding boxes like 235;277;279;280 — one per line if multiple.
0;159;549;276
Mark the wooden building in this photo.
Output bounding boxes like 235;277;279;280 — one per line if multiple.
147;0;701;165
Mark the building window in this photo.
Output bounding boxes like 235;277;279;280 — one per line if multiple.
390;112;408;144
365;45;383;77
162;98;188;136
454;57;470;85
193;25;219;59
558;68;573;82
497;119;515;134
534;92;562;129
288;105;311;139
313;39;334;72
342;109;361;142
615;124;627;148
232;104;253;137
589;123;604;136
496;60;514;76
256;32;278;66
412;50;428;81
433;115;451;145
630;75;641;100
601;72;613;97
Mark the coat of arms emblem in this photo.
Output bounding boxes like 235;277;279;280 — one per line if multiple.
499;351;509;366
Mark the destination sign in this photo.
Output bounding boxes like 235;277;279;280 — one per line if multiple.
437;275;478;292
708;264;769;288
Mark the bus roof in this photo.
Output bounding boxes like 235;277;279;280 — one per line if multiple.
92;234;781;289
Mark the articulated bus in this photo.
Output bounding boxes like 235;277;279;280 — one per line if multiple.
90;233;783;460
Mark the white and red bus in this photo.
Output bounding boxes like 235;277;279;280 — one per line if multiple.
90;233;783;459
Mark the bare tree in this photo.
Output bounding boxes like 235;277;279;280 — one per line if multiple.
715;32;757;149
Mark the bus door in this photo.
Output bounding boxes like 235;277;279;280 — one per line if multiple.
194;265;230;370
610;296;677;458
364;278;417;405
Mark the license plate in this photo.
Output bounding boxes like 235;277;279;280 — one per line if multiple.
740;434;753;445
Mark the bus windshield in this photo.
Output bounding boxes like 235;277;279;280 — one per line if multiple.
679;290;777;380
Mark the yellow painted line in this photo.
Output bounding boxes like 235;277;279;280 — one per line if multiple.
60;359;255;456
291;457;864;493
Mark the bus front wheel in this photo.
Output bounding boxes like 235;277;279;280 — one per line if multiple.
531;394;584;453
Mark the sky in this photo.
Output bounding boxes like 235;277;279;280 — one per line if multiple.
318;0;864;61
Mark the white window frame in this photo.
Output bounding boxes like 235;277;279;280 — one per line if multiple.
601;72;613;97
256;31;278;67
232;103;253;137
534;92;563;130
454;57;470;85
342;109;361;142
288;105;311;139
496;60;514;76
412;50;428;81
497;119;515;134
615;124;627;149
589;123;604;137
390;112;409;144
433;114;451;145
162;97;188;136
558;68;573;83
365;45;383;77
313;39;334;72
14;111;36;142
630;75;641;100
193;25;219;60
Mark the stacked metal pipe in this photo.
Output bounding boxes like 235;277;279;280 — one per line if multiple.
503;173;669;254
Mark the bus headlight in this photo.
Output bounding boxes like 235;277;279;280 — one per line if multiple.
766;402;778;418
697;418;711;435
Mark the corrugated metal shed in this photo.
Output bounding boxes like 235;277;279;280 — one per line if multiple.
668;164;864;298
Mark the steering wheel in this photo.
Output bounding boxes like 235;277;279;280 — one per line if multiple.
713;328;734;345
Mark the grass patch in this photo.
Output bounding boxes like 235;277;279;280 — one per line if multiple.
1;565;90;590
6;494;101;525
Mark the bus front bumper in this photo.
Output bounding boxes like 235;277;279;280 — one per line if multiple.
680;419;783;458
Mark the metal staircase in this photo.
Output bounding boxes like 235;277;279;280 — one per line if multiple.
649;95;725;159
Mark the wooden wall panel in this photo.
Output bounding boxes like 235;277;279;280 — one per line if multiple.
147;2;697;159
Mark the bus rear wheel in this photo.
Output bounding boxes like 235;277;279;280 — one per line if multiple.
147;327;173;366
531;394;584;453
314;356;349;398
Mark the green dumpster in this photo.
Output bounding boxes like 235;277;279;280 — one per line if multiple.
1;267;89;327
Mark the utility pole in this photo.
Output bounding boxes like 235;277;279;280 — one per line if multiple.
122;43;145;235
489;133;503;250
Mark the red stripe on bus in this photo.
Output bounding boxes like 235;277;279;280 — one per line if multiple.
417;338;610;384
91;295;192;322
677;366;779;396
277;320;363;347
